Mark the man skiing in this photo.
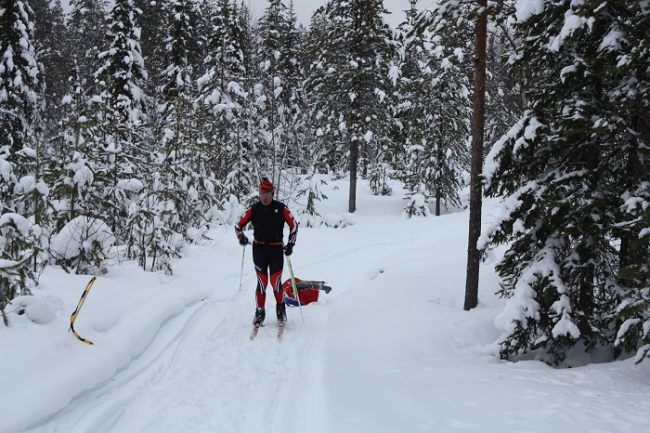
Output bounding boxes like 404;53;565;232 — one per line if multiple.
235;178;298;327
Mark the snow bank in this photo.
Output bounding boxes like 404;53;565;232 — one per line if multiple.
0;264;208;433
9;295;56;325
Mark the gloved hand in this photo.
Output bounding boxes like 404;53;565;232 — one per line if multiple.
284;243;294;256
239;235;249;246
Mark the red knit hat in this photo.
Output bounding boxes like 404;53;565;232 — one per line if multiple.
259;178;274;194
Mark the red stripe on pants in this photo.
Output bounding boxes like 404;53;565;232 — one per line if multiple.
254;269;284;308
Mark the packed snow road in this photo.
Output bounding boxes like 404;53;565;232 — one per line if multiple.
22;241;331;433
4;180;650;433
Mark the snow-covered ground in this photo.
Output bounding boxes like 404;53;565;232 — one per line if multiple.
1;178;649;433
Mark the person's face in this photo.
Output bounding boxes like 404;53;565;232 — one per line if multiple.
260;191;273;206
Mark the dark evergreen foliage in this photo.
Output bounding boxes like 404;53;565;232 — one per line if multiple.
483;0;649;364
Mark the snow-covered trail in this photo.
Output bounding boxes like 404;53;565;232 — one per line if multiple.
16;182;427;433
22;244;322;433
12;180;650;433
20;186;413;433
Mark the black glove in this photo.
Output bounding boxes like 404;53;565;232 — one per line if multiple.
284;243;294;256
239;235;249;246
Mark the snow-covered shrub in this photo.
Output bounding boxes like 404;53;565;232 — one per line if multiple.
614;287;650;365
322;213;355;228
297;171;328;227
50;217;115;274
298;213;321;228
403;193;430;218
1;212;41;321
369;161;392;196
214;195;245;226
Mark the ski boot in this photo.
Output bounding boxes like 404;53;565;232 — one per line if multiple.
276;302;287;324
253;307;265;326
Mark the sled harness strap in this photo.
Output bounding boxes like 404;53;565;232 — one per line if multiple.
253;239;284;246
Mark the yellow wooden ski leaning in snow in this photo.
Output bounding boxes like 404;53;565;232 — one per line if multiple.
69;275;97;345
69;244;114;345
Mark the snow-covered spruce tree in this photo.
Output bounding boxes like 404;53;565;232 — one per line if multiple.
296;168;328;227
68;0;109;92
276;0;306;179
235;1;255;81
135;0;168;90
48;78;114;274
222;0;257;200
484;24;524;155
305;0;394;212
31;0;73;132
397;0;471;217
301;7;334;173
255;0;292;188
483;0;649;365
126;172;182;274
155;0;211;247
0;0;47;320
605;1;650;364
94;0;149;262
49;69;95;231
186;0;211;69
196;0;252;202
368;149;392;196
231;1;259;195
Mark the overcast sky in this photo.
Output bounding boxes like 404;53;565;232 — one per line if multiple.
245;0;420;27
60;1;437;28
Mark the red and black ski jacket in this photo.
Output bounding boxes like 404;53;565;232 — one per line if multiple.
235;200;298;245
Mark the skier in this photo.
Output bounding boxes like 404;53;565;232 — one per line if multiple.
235;178;298;327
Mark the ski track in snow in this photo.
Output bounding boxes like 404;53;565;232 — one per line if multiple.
8;179;650;433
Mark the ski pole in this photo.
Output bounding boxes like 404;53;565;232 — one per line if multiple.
237;245;246;292
286;255;304;322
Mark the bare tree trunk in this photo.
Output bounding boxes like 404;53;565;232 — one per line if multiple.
270;76;277;182
464;0;487;311
436;126;444;216
349;135;358;213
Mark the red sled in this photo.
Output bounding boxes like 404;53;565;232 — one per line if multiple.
282;278;332;307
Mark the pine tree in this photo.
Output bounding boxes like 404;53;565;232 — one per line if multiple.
196;0;252;201
303;7;338;173
94;0;149;263
236;1;255;81
31;0;73;131
485;29;523;154
397;0;471;217
155;0;212;252
255;0;290;187
277;1;305;180
306;0;394;212
483;0;649;364
296;168;328;227
604;1;650;364
0;0;45;320
135;0;167;90
69;0;109;92
49;69;93;229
